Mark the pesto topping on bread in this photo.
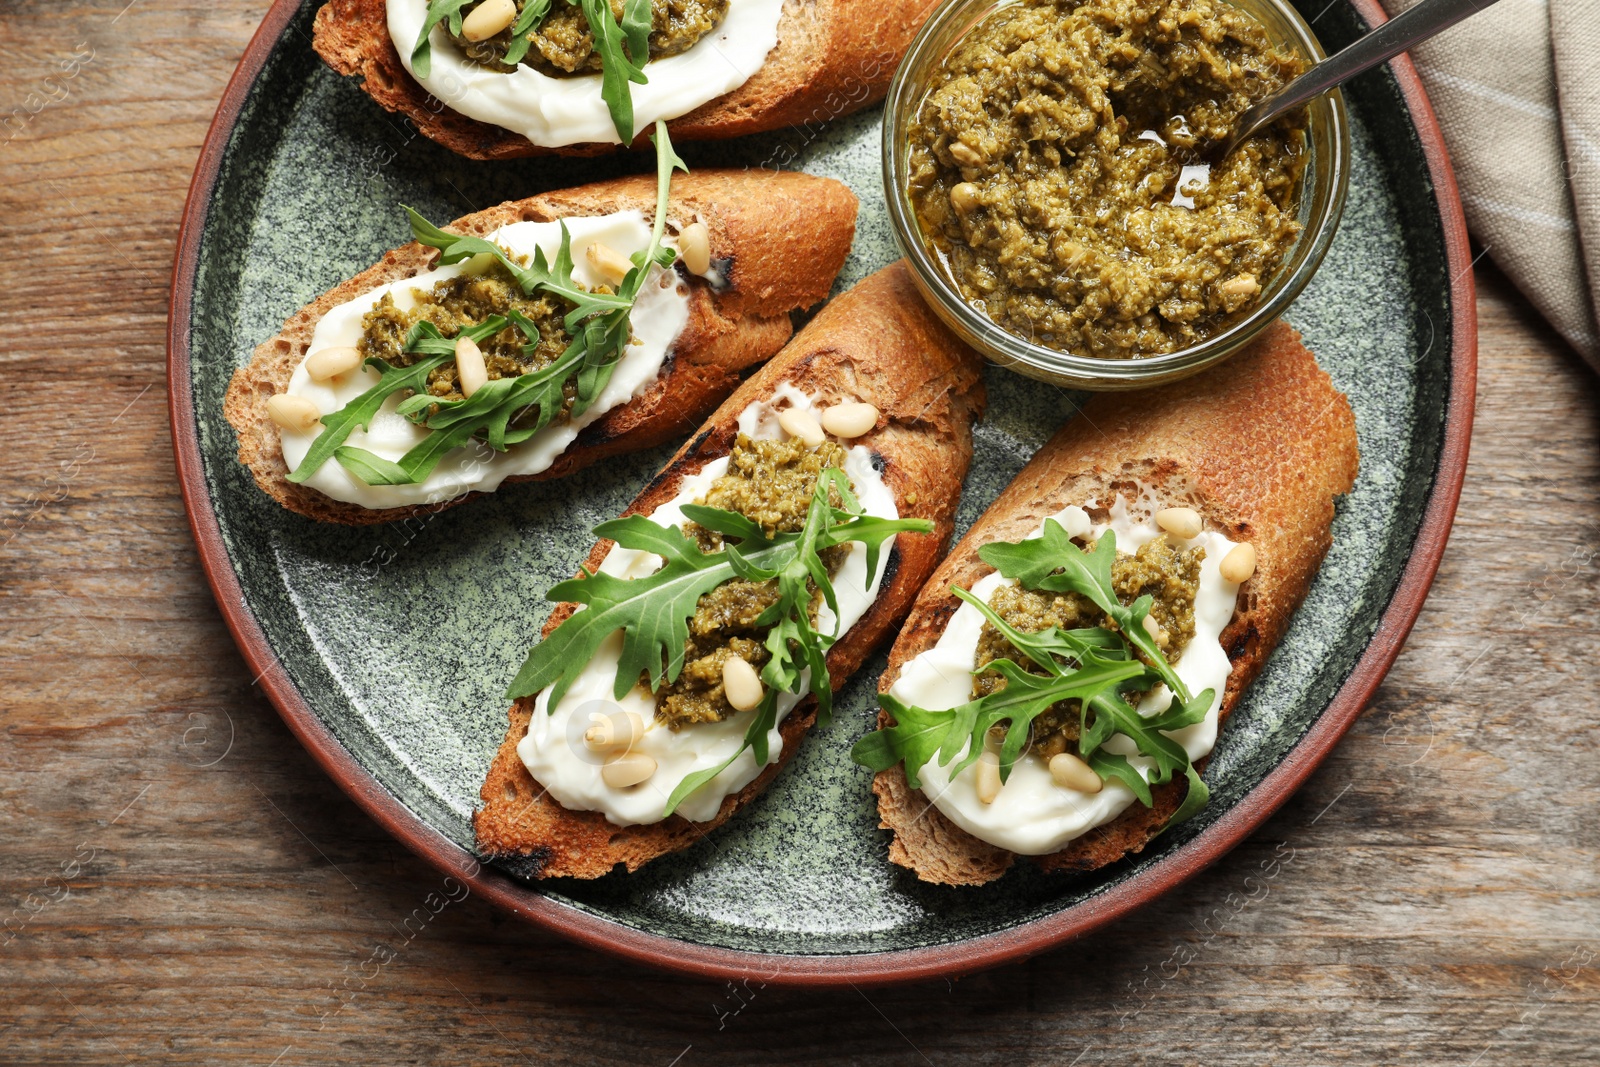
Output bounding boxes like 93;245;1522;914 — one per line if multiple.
973;533;1204;757
361;259;580;408
654;435;850;729
456;0;728;76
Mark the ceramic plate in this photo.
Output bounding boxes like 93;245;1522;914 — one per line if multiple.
169;0;1475;984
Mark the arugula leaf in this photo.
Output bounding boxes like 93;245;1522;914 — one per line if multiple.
411;0;474;79
525;222;638;329
578;0;651;143
508;483;930;710
954;585;1127;676
620;0;652;74
1167;764;1212;828
412;0;652;145
501;0;552;66
285;356;447;484
980;520;1194;704
661;685;780;817
853;517;1224;829
404;208;632;327
288;315;525;484
658;475;925;817
332;447;412;486
857;654;1150;789
505;459;931;816
402;315;511;357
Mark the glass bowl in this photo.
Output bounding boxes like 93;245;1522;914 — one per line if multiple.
882;0;1351;391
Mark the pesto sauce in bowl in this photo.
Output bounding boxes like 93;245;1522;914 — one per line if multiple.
906;0;1310;359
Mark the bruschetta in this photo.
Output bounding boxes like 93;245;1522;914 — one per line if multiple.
474;262;986;878
855;322;1359;886
312;0;940;156
224;164;857;524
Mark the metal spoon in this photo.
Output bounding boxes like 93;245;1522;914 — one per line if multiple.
1215;0;1505;159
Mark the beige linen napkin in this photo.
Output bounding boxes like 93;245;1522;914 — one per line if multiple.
1378;0;1600;369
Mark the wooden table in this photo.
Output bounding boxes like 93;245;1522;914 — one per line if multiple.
4;3;1597;1063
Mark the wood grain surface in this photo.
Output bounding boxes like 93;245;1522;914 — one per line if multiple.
2;2;1596;1064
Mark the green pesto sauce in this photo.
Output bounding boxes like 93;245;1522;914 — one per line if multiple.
973;533;1204;755
906;0;1309;359
359;259;575;407
452;0;729;76
654;434;850;730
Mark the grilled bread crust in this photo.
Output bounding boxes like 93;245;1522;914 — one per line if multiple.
868;323;1359;886
224;169;858;524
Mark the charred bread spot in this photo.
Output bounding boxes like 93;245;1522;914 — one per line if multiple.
877;541;902;593
491;847;551;881
917;599;960;640
681;424;717;459
708;255;734;292
1227;623;1260;664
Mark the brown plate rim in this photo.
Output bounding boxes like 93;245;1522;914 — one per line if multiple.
167;0;1477;988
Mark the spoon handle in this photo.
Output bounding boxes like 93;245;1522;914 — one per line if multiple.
1236;0;1502;139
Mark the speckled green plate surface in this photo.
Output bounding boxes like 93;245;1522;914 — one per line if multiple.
169;0;1474;983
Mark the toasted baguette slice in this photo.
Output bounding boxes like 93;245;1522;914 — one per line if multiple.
224;169;857;525
312;0;939;159
869;322;1359;886
474;262;987;879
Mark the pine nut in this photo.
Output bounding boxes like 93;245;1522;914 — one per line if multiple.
585;241;633;286
722;654;764;712
1219;272;1260;297
1156;506;1202;540
455;335;488;398
677;221;711;276
949;141;981;165
820;401;879;439
975;750;1002;805
949;182;981;215
267;393;322;433
462;0;516;41
583;708;645;751
777;407;825;447
1220;542;1257;584
1049;751;1103;793
305;346;362;383
601;750;657;788
1142;614;1169;648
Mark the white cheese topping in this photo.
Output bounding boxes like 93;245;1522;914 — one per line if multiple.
385;0;784;148
892;497;1242;856
278;210;691;510
517;385;899;825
